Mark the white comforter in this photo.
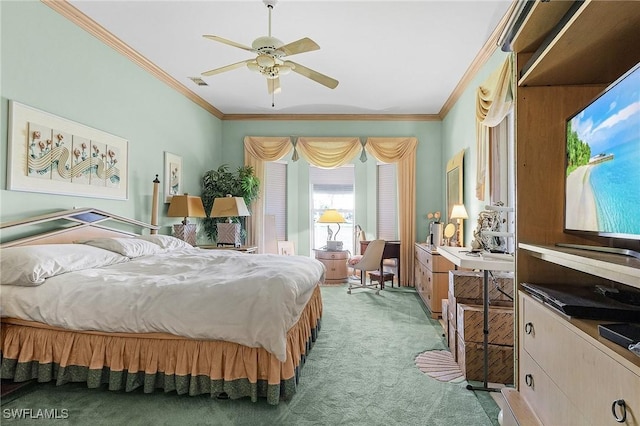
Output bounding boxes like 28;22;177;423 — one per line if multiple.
1;249;325;362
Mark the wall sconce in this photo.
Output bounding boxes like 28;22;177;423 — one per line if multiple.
167;193;207;246
450;203;469;247
210;194;251;247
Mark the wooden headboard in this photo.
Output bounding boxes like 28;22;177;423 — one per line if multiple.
0;208;159;248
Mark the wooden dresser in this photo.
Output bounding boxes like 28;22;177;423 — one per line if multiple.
314;250;348;284
514;287;640;426
414;243;454;318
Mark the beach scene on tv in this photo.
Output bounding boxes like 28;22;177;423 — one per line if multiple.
565;66;640;237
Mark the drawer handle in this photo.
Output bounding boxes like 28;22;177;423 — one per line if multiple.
524;322;533;335
524;374;533;388
611;399;627;423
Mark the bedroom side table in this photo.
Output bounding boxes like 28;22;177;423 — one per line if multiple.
314;249;349;284
198;245;257;254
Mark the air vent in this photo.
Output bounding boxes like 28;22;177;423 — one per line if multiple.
189;77;208;86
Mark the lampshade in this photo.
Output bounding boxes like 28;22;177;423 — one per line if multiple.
210;194;251;218
450;204;469;220
167;194;206;222
317;209;346;224
166;194;206;246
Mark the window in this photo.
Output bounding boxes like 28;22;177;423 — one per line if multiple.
489;111;515;253
265;161;287;241
310;165;354;253
377;162;398;241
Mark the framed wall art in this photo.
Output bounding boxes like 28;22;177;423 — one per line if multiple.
7;101;128;200
164;151;182;203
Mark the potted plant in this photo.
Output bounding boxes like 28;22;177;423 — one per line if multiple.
201;164;260;243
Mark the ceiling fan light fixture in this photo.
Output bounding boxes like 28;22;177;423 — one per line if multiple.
246;61;260;72
256;54;275;68
278;65;292;75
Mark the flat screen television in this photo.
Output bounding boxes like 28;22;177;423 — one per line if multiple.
563;62;640;257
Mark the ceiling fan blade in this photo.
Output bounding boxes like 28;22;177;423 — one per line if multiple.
203;35;254;53
288;61;339;89
267;77;281;95
279;37;320;57
202;60;252;77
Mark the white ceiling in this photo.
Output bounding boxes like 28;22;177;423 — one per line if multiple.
68;0;513;116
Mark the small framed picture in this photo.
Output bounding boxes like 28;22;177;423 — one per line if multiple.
164;151;182;203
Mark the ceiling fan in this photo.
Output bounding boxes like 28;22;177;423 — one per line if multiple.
201;0;338;96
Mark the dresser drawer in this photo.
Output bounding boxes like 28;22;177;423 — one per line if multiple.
521;292;640;425
519;350;585;426
315;250;348;261
424;269;449;313
415;244;454;272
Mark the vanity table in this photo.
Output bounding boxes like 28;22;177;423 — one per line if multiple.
437;246;515;392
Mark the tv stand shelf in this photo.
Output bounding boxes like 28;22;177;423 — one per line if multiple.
506;2;640;424
519;244;640;289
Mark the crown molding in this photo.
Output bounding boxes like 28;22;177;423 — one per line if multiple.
221;113;440;121
42;0;224;119
44;0;513;123
438;0;516;119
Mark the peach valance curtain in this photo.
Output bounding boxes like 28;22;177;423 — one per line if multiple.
475;56;513;200
366;137;417;286
244;136;292;253
244;135;418;283
295;137;362;168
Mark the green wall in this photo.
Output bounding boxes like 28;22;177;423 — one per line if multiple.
222;120;443;254
442;50;510;245
0;1;222;234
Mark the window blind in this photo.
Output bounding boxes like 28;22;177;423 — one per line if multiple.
377;163;398;240
265;161;287;241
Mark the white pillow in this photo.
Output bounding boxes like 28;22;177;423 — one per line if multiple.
1;244;129;286
136;235;194;250
81;237;165;258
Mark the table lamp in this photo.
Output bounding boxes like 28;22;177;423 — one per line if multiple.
167;193;207;246
450;203;468;247
317;209;346;250
210;194;251;247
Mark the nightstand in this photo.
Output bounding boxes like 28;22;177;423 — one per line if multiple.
198;245;257;254
314;249;349;284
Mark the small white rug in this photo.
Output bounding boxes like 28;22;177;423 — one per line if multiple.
415;350;464;383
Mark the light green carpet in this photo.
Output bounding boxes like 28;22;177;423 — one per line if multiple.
0;285;499;425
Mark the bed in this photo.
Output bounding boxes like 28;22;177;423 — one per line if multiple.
0;208;324;405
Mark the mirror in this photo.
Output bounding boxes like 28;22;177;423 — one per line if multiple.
446;150;464;245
